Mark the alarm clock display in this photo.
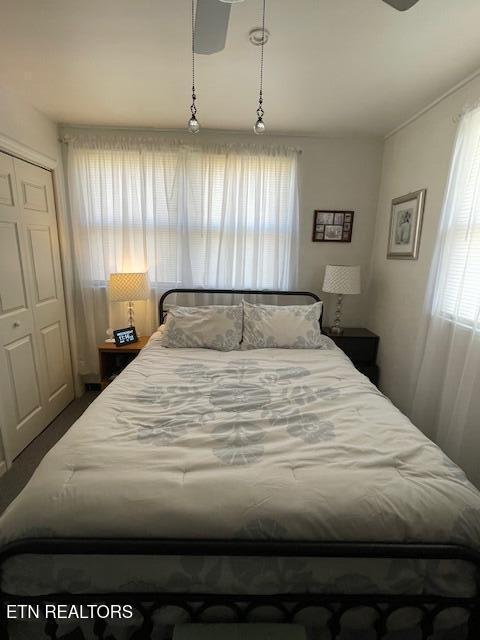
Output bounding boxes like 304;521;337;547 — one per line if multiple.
113;326;138;347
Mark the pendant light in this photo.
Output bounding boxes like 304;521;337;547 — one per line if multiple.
253;0;266;135
188;0;200;133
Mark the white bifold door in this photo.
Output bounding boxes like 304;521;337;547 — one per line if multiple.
0;151;73;464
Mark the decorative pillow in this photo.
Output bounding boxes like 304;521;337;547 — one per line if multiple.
242;300;323;349
159;305;243;351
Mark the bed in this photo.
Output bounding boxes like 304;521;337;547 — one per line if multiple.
1;289;480;640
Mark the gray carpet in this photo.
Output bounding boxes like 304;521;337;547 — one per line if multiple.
0;390;99;515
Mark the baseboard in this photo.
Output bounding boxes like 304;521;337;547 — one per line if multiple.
0;460;6;478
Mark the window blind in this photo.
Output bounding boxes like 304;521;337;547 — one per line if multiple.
435;107;480;326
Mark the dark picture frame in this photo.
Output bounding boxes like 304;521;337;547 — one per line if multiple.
312;210;354;243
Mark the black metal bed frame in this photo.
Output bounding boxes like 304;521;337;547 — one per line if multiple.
158;288;323;328
1;538;480;639
1;289;479;639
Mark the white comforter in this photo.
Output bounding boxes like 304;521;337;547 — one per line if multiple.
1;336;480;600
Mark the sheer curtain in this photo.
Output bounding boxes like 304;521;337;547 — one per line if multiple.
412;105;480;486
66;134;299;376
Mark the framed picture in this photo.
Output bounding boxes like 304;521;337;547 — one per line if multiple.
387;189;426;259
312;210;354;243
316;211;334;225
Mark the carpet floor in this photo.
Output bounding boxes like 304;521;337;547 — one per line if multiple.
0;390;99;515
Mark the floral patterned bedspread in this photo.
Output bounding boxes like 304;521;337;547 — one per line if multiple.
1;334;480;600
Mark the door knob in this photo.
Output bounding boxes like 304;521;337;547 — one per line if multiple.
13;321;20;328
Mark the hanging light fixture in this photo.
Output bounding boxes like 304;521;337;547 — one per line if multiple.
188;0;200;133
253;0;267;135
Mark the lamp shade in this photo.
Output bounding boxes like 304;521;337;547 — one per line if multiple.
109;272;149;302
322;265;361;295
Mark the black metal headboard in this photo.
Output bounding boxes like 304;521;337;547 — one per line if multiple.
158;288;323;328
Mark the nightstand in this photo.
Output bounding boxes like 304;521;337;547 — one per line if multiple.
98;335;150;389
324;328;380;385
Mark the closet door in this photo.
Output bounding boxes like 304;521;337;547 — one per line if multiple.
14;158;73;428
0;152;73;463
0;152;45;461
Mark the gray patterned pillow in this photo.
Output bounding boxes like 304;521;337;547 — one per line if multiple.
159;305;243;351
242;300;323;349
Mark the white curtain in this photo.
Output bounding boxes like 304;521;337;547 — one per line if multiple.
66;134;299;376
412;105;480;486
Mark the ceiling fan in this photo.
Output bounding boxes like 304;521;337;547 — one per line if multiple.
194;0;421;55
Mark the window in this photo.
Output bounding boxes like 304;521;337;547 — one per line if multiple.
435;107;480;327
67;138;299;291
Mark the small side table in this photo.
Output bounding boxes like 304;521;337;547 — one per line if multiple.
324;327;380;385
98;335;150;389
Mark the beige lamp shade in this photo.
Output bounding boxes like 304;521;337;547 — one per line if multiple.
109;272;149;302
323;265;361;295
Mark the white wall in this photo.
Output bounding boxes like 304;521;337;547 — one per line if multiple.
0;85;64;474
0;85;59;162
367;74;480;415
295;136;383;326
62;126;383;330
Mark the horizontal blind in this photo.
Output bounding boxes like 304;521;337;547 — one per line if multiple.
436;107;480;327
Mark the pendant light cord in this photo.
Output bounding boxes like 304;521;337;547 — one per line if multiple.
257;0;266;120
191;0;197;118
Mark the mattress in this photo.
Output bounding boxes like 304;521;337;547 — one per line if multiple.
1;335;480;627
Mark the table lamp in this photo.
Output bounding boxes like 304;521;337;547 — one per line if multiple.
322;265;361;335
109;272;149;328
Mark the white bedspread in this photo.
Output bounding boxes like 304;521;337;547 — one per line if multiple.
1;336;480;602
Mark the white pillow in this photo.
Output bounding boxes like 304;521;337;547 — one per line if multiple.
242;300;323;349
159;304;243;351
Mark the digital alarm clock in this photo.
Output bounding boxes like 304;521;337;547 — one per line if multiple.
113;326;138;347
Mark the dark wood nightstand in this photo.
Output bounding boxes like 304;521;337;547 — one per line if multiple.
98;335;150;389
324;328;380;385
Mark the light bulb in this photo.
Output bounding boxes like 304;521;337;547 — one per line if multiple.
253;118;265;135
188;117;200;134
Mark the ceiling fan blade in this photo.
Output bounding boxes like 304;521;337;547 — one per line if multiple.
382;0;420;10
194;0;231;55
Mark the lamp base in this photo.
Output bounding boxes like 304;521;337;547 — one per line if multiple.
127;301;135;327
330;325;344;336
330;294;345;336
